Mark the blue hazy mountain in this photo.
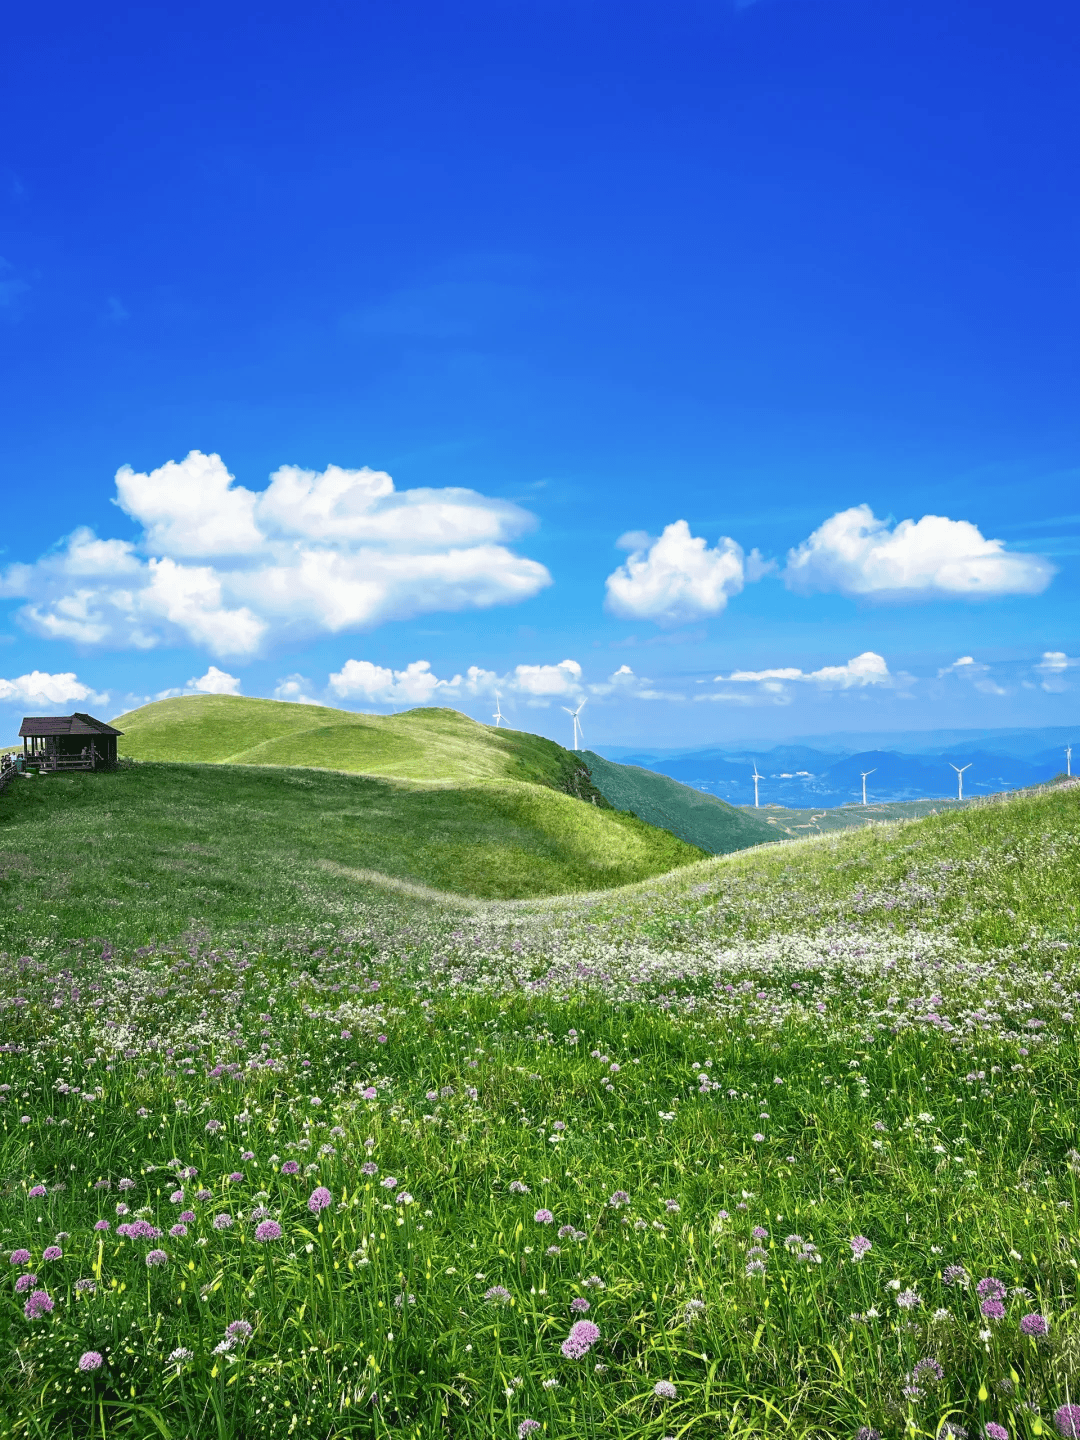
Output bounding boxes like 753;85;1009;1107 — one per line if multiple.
595;736;1070;809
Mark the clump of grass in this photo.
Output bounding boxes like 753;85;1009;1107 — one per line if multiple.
0;785;1077;1438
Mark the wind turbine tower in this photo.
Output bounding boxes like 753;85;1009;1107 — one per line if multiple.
860;768;876;806
950;762;971;801
492;691;504;728
562;699;586;751
1067;745;1073;778
751;763;762;808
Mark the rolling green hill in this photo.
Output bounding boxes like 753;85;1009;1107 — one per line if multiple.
112;694;606;796
0;760;706;945
581;748;776;854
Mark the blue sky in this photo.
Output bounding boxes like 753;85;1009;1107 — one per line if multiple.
2;0;1078;749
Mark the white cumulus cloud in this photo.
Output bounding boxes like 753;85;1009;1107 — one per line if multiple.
1;451;552;657
273;675;320;705
717;651;891;694
784;505;1055;599
605;521;747;623
328;659;462;706
187;666;242;696
0;670;109;709
327;656;584;710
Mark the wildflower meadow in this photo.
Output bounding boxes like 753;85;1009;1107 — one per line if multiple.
2;781;1080;1439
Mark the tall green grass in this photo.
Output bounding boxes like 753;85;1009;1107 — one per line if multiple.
1;780;1078;1439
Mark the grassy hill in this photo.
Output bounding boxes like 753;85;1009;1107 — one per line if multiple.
581;747;776;854
0;758;706;945
112;694;604;795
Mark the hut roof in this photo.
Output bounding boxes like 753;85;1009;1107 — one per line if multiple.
19;713;124;738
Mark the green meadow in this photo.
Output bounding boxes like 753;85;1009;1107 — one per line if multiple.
1;702;1079;1440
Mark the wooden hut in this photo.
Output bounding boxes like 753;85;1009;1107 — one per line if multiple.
19;713;123;772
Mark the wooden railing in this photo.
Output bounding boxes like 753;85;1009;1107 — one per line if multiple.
0;753;18;794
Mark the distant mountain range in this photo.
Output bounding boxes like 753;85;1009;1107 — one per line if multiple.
596;729;1075;809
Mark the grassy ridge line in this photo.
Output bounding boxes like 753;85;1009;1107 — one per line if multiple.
111;694;607;801
581;748;776;854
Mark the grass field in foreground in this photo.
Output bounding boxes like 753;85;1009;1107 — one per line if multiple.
0;782;1079;1439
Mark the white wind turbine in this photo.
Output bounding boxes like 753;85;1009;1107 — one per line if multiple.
492;691;505;728
950;762;971;801
751;762;762;808
1066;744;1073;778
860;768;876;806
562;699;586;751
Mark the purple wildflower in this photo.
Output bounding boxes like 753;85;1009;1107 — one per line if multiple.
178;1211;195;1222
280;1161;300;1176
75;1279;96;1295
196;1189;212;1201
976;1277;1006;1301
981;1298;1006;1321
42;1246;62;1262
14;1273;37;1293
380;1177;398;1190
361;1162;378;1177
23;1288;53;1318
560;1319;600;1358
912;1359;944;1384
27;1185;46;1199
118;1178;135;1191
518;1422;541;1439
1054;1404;1080;1438
362;1087;377;1100
228;1172;244;1183
856;1430;881;1440
78;1351;103;1372
752;1226;769;1240
307;1186;332;1214
213;1214;234;1230
226;1320;253;1343
484;1285;511;1305
570;1297;591;1313
169;1224;188;1238
9;1249;31;1266
534;1209;554;1224
1020;1313;1049;1337
509;1180;530;1194
983;1425;1008;1440
145;1249;168;1266
169;1189;184;1204
93;1219;110;1232
850;1236;872;1261
943;1265;969;1288
255;1220;283;1242
654;1380;677;1399
609;1190;630;1208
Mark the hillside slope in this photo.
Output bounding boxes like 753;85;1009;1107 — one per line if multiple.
581;749;776;854
0;760;707;947
112;694;604;797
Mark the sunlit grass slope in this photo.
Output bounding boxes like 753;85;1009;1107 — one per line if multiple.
112;694;601;791
0;761;704;948
582;748;775;854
